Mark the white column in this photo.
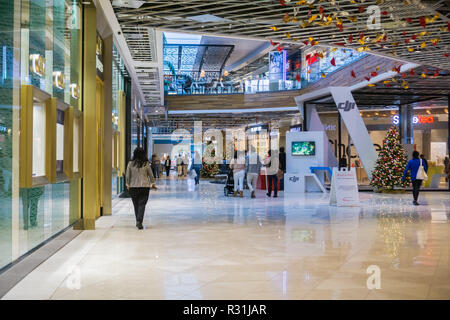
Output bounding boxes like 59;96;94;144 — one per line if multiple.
329;87;378;181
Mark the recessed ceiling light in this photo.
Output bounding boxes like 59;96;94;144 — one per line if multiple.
187;14;228;23
111;0;145;8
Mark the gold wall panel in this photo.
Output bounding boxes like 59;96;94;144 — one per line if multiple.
46;98;57;183
19;85;52;188
80;4;98;230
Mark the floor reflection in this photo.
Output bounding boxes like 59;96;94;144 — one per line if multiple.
3;178;450;300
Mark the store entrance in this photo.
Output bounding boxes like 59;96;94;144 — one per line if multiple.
317;106;449;191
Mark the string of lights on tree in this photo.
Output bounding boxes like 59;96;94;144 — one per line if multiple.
370;126;410;191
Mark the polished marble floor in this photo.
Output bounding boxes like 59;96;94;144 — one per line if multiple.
3;177;450;300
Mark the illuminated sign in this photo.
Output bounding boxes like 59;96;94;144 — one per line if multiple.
269;50;286;82
392;115;434;125
337;101;356;112
53;71;65;89
30;54;45;77
69;83;80;100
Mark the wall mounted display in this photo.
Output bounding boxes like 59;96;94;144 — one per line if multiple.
269;50;286;82
56;108;65;174
20;84;83;187
292;141;316;156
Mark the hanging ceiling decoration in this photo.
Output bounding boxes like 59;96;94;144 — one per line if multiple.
112;0;450;71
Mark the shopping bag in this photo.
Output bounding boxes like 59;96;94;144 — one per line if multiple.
188;169;197;179
416;159;428;181
276;169;284;180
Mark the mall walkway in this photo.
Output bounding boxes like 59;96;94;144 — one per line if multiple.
2;178;450;300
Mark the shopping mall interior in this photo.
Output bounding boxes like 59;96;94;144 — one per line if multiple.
0;0;449;301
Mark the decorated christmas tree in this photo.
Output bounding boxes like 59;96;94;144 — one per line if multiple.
201;162;219;178
370;126;410;192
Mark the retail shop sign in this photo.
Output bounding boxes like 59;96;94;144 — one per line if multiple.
337;100;356;112
392;115;434;125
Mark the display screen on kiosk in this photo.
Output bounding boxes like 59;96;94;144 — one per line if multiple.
292;141;315;156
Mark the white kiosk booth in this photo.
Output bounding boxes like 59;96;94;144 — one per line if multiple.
285;131;328;193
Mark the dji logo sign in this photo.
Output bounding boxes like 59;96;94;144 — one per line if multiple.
337;101;356;112
289;176;299;182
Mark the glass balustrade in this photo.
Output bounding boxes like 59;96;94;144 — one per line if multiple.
163;48;367;96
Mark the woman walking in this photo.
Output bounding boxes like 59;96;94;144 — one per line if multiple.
151;154;161;179
230;150;246;197
164;155;171;178
176;155;183;177
126;147;157;229
192;151;203;185
402;151;428;206
265;150;279;198
246;146;262;199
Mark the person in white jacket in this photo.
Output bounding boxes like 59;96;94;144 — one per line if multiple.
246;146;262;198
230;150;246;197
176;154;183;177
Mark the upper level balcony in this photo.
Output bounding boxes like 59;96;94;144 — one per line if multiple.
164;41;368;97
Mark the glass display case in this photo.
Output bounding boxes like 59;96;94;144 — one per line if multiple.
32;101;46;178
20;85;52;188
56;109;65;174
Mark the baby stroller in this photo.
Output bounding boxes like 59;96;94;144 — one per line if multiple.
224;168;249;196
224;169;235;196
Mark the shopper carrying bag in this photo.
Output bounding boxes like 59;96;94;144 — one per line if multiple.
416;158;428;181
402;151;428;206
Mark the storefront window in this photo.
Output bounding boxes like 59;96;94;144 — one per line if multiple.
317;105;449;190
32;101;46;177
411;107;449;189
112;44;123;195
0;0;82;270
0;0;17;270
